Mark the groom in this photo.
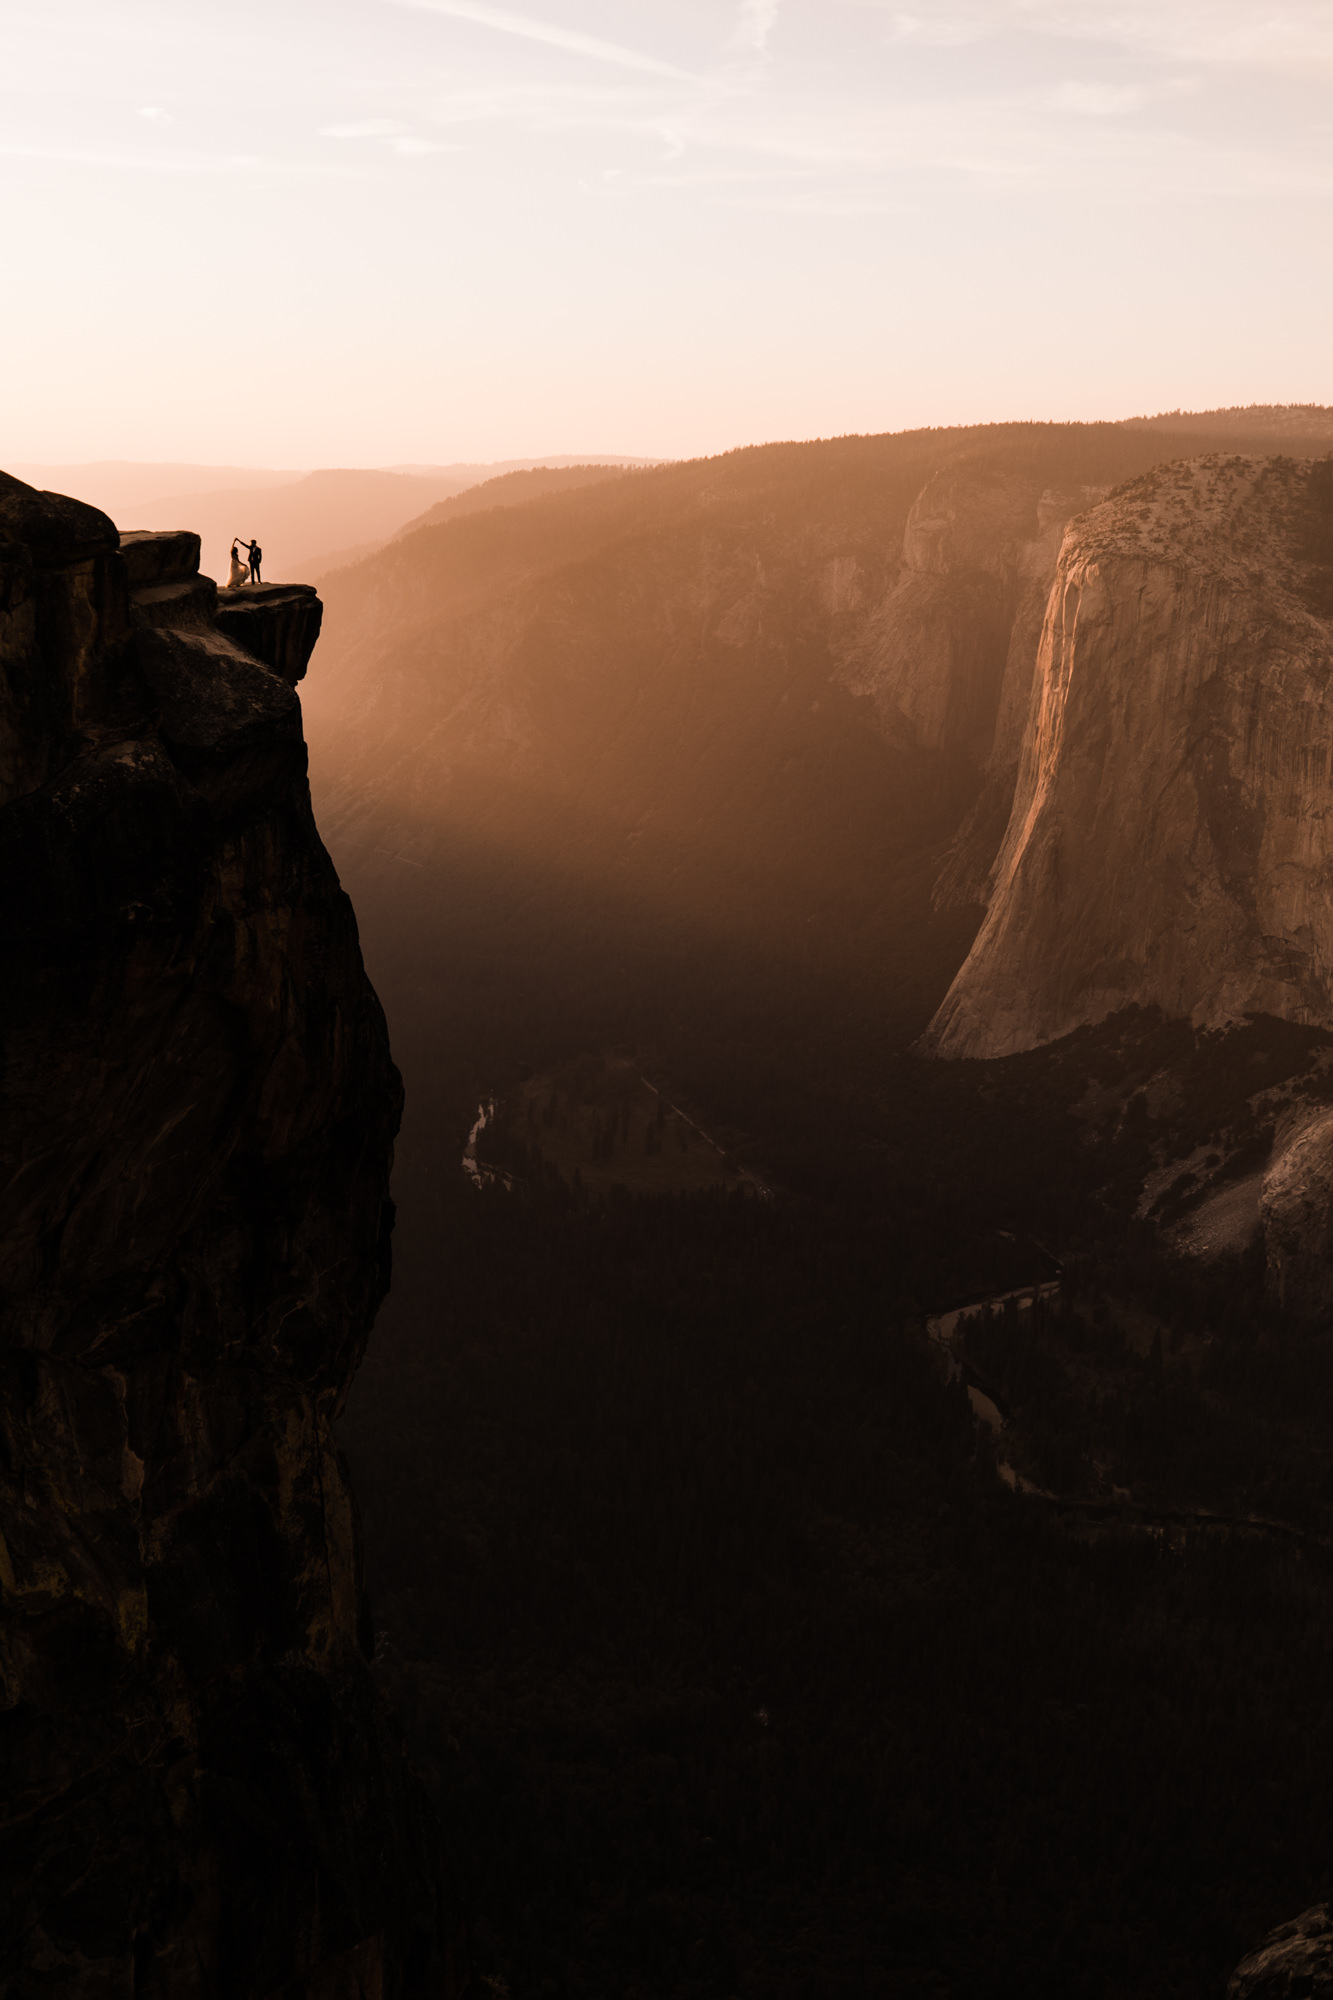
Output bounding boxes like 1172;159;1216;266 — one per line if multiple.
239;537;263;584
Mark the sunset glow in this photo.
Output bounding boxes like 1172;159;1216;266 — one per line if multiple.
6;0;1331;465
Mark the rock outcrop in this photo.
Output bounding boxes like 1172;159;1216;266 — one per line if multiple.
1257;1105;1333;1320
830;466;1107;908
215;582;324;687
1228;1904;1333;1997
835;466;1105;772
924;456;1333;1059
0;473;449;1994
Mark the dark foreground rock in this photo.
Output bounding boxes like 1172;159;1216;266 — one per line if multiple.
216;582;324;686
1229;1905;1333;1997
0;478;453;1995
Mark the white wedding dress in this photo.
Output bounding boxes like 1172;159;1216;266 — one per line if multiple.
225;545;249;588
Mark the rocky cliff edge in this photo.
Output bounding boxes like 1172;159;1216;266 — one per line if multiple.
0;472;450;1995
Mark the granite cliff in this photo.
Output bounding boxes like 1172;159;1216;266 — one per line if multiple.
833;465;1106;765
304;424;1294;1005
920;453;1333;1317
0;473;448;1994
829;464;1108;907
925;454;1333;1060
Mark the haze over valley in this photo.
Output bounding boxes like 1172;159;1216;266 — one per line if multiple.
12;390;1333;1994
295;404;1333;1991
10;454;658;587
8;0;1333;1991
12;389;1333;1995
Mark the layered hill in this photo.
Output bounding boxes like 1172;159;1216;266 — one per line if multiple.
306;416;1333;1044
7;459;305;514
307;410;1333;1999
1124;403;1333;443
15;456;660;591
338;461;655;565
134;467;486;585
301;410;1333;1316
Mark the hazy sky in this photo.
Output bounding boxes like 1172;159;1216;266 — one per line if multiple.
5;0;1331;465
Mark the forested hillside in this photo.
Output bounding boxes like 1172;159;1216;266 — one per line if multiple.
315;410;1333;1997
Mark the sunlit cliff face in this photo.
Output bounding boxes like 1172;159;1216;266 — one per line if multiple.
925;456;1333;1059
288;418;1333;1116
6;1;1332;467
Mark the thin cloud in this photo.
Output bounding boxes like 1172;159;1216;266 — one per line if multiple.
0;144;356;179
723;190;912;215
405;63;1333;202
321;118;462;156
431;78;681;119
1049;81;1149;115
730;1;780;53
888;13;990;47
389;0;699;81
878;0;1333;73
426;76;687;145
321;119;410;137
643;165;823;187
1016;0;1333;71
632;81;1333;198
329;1;1333;204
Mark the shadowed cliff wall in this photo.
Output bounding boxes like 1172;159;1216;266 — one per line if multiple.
0;473;450;1996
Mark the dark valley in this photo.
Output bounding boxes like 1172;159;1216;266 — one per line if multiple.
7;409;1333;1996
303;409;1333;1995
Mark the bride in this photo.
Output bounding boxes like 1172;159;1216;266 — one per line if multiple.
225;540;249;588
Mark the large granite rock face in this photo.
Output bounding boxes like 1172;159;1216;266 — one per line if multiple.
830;466;1107;908
0;478;449;1995
834;467;1103;767
1228;1905;1333;1997
923;456;1333;1059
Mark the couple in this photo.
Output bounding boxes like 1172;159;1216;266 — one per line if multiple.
226;537;263;587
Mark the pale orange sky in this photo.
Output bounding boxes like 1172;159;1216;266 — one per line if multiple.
4;0;1331;467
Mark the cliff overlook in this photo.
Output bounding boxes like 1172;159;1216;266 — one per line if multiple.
0;472;446;1994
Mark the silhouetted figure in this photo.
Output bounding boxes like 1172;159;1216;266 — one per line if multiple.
246;539;263;585
225;540;248;588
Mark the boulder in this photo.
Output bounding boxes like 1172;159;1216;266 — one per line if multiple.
118;526;202;588
0;469;118;566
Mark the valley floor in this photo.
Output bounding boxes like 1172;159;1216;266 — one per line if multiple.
343;1007;1333;1999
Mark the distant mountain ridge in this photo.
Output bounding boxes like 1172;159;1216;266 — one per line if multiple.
307;411;1333;950
1123;402;1333;438
298;405;1333;1324
9;454;663;584
312;464;646;582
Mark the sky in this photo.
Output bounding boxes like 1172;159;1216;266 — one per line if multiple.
4;0;1332;466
